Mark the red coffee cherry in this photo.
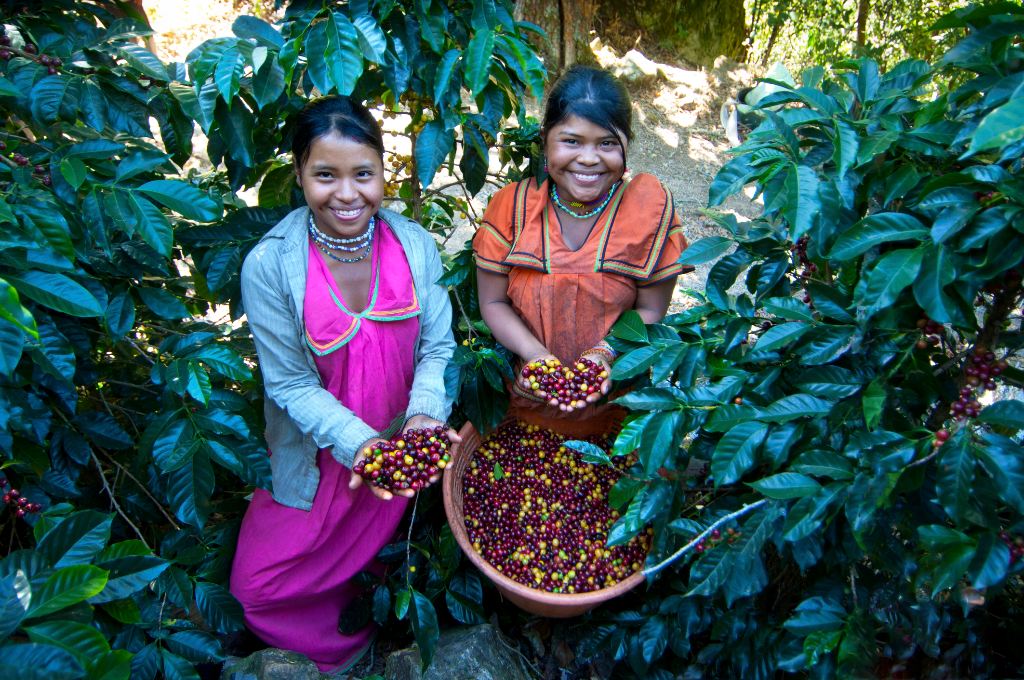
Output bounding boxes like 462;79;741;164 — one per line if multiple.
353;425;451;492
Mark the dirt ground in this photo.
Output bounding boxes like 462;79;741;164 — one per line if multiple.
145;0;763;306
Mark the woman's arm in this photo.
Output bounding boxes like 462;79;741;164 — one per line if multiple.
242;246;378;468
476;268;550;361
635;276;678;324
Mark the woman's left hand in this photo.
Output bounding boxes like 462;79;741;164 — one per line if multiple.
402;415;463;486
577;351;613;406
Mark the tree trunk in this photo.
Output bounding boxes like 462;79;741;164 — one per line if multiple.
515;0;597;77
855;0;870;50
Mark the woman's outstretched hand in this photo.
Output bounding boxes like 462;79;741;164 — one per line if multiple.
401;415;463;487
349;437;409;500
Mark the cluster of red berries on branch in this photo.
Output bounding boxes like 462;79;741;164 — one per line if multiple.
520;357;606;409
791;235;817;309
693;527;742;554
0;31;62;73
353;426;451;492
462;420;650;594
1;477;41;518
915;314;944;350
999;531;1024;564
949;346;1008;421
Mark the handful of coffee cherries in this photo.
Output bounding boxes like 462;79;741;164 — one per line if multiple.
353;425;452;492
520;357;608;409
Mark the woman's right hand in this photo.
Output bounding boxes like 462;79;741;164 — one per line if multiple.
349;438;415;501
518;352;562;407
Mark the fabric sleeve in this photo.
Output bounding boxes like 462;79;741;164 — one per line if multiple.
639;196;693;286
472;184;517;274
241;242;378;468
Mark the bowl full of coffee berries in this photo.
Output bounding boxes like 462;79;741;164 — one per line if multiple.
443;419;650;618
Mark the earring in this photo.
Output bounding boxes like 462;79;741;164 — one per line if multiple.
543;158;548;173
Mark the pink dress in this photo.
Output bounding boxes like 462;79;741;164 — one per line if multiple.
230;221;420;672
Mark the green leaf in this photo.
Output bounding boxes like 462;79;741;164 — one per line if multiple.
912;244;960;324
783;596;846;634
968;88;1024;153
137;180;222;222
0;571;30;639
705;403;760;432
36;511;112;568
0;643;84;680
709;156;757;206
564;439;611;465
119;44;168;81
446;572;485;625
89;650;132;680
26;566;108;619
748;472;821;499
754;321;811;352
975;433;1024;514
414;120;454;187
638;617;668;664
166;450;215;529
91;555;170;603
214;45;244;104
759;395;834;423
58;158;87;190
164;630;224;664
792;450;853;480
614;387;684;411
306;12;363;95
861;247;924;315
936;430;974;524
6;272;103;318
128;193;173;257
0;279;37;337
0;321;25;377
782;164;820;239
105;291;135;340
677;236;733;266
711;421;768;485
194;582;244;634
968;533;1010;589
861;379;885;430
251;56;286;110
611;345;659;380
150;417;193;472
187;345;252;381
609;309;648;343
639;410;684;472
409;589;440;669
762;296;815;322
25;620;110;667
137;287;190;319
492;461;505;480
796;325;855;365
977;400;1024;430
394;588;411;620
464;28;495;98
353;14;387;64
829;213;928;260
161;650;200;680
832;119;859;180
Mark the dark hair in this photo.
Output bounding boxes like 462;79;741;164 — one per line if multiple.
291;95;385;167
542;65;633;148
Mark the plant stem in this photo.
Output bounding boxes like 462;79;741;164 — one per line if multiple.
643;499;769;577
91;451;150;548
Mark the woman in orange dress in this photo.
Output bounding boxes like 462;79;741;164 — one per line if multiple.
474;65;690;437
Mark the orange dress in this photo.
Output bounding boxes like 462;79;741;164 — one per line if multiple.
473;173;690;437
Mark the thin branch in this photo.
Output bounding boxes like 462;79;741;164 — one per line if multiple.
405;491;420;588
451;287;475;343
643;499;769;578
91;451;150;548
906;446;941;469
125;337;156;366
97;450;181;531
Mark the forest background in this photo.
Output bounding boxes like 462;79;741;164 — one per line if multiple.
0;0;1022;679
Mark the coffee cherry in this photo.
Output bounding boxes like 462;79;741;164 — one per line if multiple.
353;425;452;492
23;43;36;55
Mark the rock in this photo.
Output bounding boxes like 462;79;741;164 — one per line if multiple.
385;624;536;680
223;648;325;680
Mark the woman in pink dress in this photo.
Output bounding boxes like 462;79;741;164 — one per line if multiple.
231;96;458;672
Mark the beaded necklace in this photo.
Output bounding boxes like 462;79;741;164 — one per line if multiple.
550;180;621;219
308;213;375;264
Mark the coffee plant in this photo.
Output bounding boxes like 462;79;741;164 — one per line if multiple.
566;4;1024;677
0;0;543;676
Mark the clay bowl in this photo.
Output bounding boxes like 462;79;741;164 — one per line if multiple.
442;421;646;618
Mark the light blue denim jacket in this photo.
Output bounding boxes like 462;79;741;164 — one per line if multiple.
241;206;455;510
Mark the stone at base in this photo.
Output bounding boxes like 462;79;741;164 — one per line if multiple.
385;624;536;680
222;648;325;680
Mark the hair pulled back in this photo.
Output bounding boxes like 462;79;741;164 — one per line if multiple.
542;65;633;147
291;95;385;167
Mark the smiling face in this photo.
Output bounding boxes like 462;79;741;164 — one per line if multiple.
544;114;626;206
296;131;385;240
